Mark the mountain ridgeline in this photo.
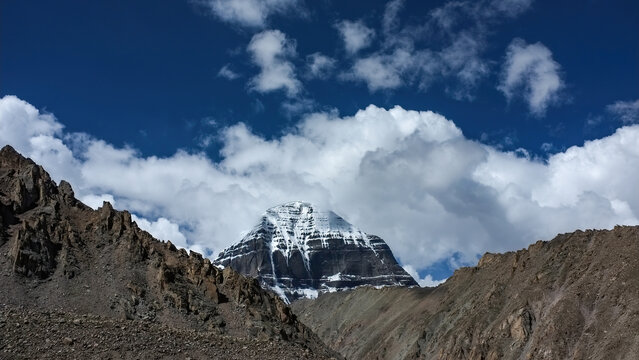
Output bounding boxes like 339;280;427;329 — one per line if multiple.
0;145;338;359
292;226;639;360
214;201;417;302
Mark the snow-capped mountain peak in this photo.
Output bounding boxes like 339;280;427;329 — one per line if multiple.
215;201;417;302
261;202;383;261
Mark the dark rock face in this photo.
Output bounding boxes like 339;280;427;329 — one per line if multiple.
11;215;61;278
215;201;417;302
0;145;338;359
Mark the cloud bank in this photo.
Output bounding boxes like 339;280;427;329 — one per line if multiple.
1;95;638;280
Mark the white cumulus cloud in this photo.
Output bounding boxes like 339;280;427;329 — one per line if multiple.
499;38;564;116
403;265;446;287
1;95;638;279
131;214;191;251
80;193;117;210
247;29;301;97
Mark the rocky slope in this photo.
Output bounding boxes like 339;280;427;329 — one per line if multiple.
215;201;416;302
292;226;639;360
0;145;338;359
0;304;329;360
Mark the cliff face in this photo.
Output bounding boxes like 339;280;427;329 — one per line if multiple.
292;226;639;360
215;201;416;302
0;145;337;359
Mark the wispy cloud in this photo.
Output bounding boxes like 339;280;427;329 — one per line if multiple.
439;33;490;99
217;64;241;80
305;53;336;80
280;97;316;118
196;0;303;28
335;20;376;55
344;48;415;91
607;99;639;124
498;38;564;116
381;0;404;37
342;0;533;98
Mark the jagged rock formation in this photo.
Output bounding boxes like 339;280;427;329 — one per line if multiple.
0;145;338;359
292;226;639;360
215;201;416;302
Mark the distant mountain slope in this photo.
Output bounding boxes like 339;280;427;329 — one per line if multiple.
215;201;416;302
292;226;639;360
0;145;337;359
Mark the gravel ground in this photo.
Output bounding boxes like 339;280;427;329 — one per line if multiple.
0;304;337;360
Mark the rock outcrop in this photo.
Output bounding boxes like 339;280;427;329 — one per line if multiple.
292;226;639;360
0;145;338;359
215;201;416;302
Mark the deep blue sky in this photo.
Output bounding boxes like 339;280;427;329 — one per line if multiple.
2;0;637;160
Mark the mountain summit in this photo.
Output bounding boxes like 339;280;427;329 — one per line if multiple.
215;201;417;302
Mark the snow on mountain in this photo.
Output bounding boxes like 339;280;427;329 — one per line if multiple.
215;201;417;302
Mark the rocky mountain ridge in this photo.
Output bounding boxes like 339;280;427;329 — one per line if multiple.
292;225;639;360
0;145;338;359
215;201;416;302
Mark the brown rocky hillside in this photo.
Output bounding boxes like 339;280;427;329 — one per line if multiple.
292;225;639;360
0;145;338;359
